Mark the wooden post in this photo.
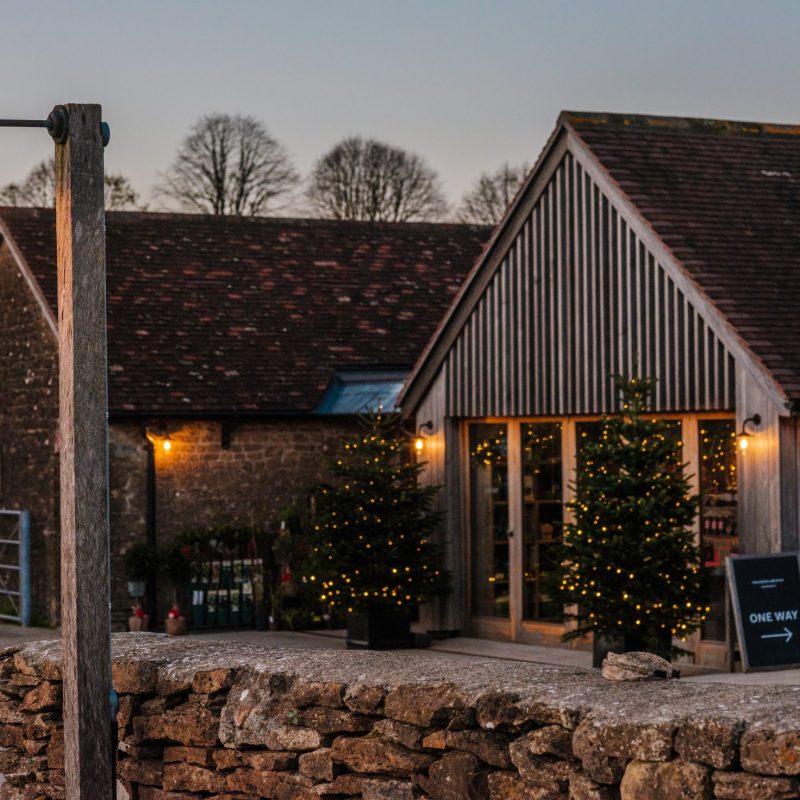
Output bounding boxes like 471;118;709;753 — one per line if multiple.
56;103;114;799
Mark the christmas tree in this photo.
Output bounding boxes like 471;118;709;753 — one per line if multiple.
552;376;708;657
307;411;449;614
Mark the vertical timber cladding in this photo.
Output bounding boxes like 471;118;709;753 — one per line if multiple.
445;151;736;417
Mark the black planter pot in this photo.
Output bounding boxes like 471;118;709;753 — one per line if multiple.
592;631;672;668
346;607;413;650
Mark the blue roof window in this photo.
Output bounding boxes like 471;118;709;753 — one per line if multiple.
314;369;407;415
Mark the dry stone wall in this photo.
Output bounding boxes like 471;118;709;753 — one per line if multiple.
1;635;800;799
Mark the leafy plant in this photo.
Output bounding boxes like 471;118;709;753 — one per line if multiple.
123;543;159;582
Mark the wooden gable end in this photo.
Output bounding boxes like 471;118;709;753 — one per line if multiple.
443;149;736;418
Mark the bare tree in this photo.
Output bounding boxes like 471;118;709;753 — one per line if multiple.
307;137;448;222
0;158;141;210
457;163;529;225
157;114;299;216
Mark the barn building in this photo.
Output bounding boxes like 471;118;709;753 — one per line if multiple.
0;208;489;626
401;112;800;666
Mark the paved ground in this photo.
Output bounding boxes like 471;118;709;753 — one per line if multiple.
3;624;799;685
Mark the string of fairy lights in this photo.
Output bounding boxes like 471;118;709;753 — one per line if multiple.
309;414;446;613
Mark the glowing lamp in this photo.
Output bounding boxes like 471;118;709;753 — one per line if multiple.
162;437;172;452
414;420;433;452
737;414;761;452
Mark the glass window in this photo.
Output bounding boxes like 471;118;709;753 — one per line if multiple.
468;425;509;618
699;419;737;641
521;423;562;620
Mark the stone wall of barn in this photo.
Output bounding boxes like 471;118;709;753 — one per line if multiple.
0;238;362;629
110;418;360;625
2;635;799;800
0;243;60;626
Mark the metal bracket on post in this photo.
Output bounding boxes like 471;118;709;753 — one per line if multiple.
0;106;110;147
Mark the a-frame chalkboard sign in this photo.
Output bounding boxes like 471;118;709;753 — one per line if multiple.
727;553;800;672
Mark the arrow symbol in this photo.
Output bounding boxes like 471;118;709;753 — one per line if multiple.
761;627;793;643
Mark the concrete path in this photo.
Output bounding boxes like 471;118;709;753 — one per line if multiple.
3;624;799;685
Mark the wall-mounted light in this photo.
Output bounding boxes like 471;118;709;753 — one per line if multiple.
144;424;173;453
414;420;434;452
737;414;762;451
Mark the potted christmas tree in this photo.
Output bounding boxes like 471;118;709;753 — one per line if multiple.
551;376;709;666
308;411;449;649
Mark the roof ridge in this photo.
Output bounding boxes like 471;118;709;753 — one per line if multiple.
560;110;800;138
0;205;490;233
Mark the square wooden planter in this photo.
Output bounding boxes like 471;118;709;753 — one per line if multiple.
346;608;413;650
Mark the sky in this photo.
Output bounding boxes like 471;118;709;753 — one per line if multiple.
0;0;798;215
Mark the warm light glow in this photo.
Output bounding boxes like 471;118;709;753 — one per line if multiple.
738;435;749;452
414;437;424;452
163;438;172;452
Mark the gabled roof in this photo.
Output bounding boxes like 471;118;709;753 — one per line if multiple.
402;111;800;410
0;208;490;415
565;111;800;401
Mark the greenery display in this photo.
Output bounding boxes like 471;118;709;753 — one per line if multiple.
307;411;449;613
123;542;159;582
551;376;708;657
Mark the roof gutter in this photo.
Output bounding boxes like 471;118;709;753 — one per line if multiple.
108;409;363;422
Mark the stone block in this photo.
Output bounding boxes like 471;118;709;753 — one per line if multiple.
163;745;215;766
385;684;464;727
157;676;193;697
330;734;435;777
525;725;574;759
300;705;373;734
23;712;61;740
299;747;337;782
20;681;61;713
620;759;711;800
112;660;158;694
573;720;628;785
509;736;572;794
373;718;428;750
133;702;220;746
241;750;298;771
712;771;800;799
317;774;419;798
569;770;621;799
289;681;346;709
138;788;203;800
0;700;24;725
163;761;227;793
421;730;448;750
192;668;236;695
116;757;164;787
675;718;743;770
225;768;316;799
475;691;528;732
741;725;800;776
596;720;675;762
344;684;386;714
212;748;243;770
415;750;490;800
446;729;511;768
486;771;562;799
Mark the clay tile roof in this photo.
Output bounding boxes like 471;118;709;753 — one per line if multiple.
0;208;490;414
562;111;800;401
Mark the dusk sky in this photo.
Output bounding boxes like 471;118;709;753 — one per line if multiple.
1;0;798;214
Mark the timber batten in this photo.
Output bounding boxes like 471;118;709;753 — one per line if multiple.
442;151;736;417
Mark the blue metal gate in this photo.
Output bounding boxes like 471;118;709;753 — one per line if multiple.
0;510;31;626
